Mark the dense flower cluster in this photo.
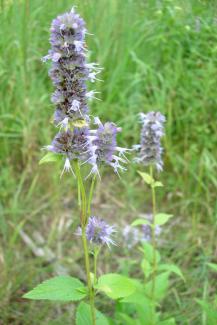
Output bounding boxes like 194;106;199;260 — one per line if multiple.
86;118;128;176
43;7;127;176
46;127;89;174
42;7;101;128
134;112;165;171
77;216;116;247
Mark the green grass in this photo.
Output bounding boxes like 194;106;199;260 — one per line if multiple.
0;0;217;324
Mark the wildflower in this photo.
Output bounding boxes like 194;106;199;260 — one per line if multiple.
86;118;129;176
134;112;166;171
77;216;116;247
42;7;101;126
45;127;89;174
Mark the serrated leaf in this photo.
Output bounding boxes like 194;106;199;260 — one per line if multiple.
136;303;157;324
158;264;185;281
155;213;173;226
76;302;109;325
138;171;154;185
121;286;150;306
140;242;161;264
153;181;163;188
145;272;170;301
97;273;136;299
39;152;61;165
23;276;87;301
131;218;151;227
141;259;152;278
207;263;217;272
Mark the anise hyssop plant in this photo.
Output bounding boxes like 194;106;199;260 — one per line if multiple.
23;7;135;325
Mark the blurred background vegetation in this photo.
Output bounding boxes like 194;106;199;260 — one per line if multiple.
0;0;217;324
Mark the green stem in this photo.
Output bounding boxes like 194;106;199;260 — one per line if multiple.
74;161;96;325
93;246;100;285
150;165;157;323
87;174;96;217
81;227;96;325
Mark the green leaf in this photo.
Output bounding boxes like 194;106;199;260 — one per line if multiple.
140;242;161;264
131;218;151;227
23;276;87;301
155;213;173;226
39;152;61;165
137;171;154;185
207;263;217;272
97;273;136;299
116;313;140;325
158;264;185;281
145;272;170;301
121;287;151;306
141;259;152;278
153;181;163;188
76;302;109;325
121;283;155;324
136;303;158;324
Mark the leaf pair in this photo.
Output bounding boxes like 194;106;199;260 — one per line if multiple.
23;273;137;302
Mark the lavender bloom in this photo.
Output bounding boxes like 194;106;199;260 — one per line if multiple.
134;112;166;171
85;118;129;176
42;7;101;128
42;8;128;177
45;127;89;174
77;216;116;247
142;214;161;242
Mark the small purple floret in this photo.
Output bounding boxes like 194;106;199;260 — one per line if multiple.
77;216;116;247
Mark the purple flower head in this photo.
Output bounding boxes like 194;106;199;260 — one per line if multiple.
134;111;166;171
85;117;129;176
45;127;89;175
77;216;116;247
42;7;102;128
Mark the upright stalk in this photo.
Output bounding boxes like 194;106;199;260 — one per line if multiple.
150;165;157;323
93;246;100;285
87;174;96;217
74;161;96;325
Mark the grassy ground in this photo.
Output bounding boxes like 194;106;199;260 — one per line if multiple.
0;0;217;324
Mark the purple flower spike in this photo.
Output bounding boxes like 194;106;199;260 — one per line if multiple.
42;7;102;127
77;217;116;247
85;118;129;176
134;112;166;171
